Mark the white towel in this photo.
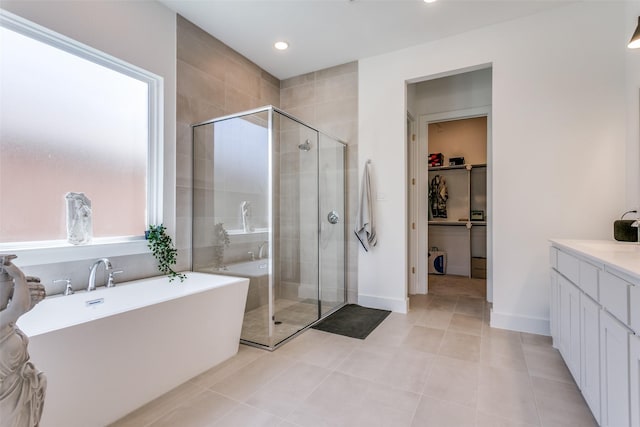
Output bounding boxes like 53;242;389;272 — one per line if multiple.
355;162;377;251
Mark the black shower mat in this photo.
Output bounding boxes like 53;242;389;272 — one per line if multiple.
312;304;391;339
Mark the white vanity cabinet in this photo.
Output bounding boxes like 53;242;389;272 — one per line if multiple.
630;334;640;427
581;292;601;421
550;269;560;345
600;310;631;427
550;240;640;427
558;274;582;384
631;284;640;333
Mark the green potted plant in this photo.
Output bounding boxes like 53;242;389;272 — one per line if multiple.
212;223;230;270
146;224;186;282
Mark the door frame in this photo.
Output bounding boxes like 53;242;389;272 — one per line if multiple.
411;106;493;301
407;112;418;294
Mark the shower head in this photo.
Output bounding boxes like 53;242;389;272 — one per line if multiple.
298;139;311;152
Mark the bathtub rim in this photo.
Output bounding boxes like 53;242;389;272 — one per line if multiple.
199;259;270;279
17;272;248;337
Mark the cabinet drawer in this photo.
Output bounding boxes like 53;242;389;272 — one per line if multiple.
600;270;630;326
630;284;640;334
557;250;579;284
579;261;599;301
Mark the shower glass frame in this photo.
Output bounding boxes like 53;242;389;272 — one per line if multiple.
191;105;347;351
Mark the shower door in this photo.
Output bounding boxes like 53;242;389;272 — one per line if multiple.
272;111;320;347
192;106;346;350
319;134;346;316
273;112;346;343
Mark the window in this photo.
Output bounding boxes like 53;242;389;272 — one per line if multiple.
0;11;163;263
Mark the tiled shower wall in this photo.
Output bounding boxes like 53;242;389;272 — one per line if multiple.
280;65;359;303
176;15;358;303
175;15;280;270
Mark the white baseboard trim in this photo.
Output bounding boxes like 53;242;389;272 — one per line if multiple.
358;293;409;314
490;309;550;336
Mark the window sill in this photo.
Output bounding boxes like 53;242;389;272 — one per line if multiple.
226;228;269;244
0;237;150;267
227;228;269;236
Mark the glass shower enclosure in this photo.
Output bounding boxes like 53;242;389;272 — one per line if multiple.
192;106;347;350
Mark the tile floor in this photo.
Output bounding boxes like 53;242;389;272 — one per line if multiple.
240;299;314;347
241;299;339;347
111;276;597;427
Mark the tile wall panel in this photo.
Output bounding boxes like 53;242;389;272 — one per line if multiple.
177;15;356;302
280;61;359;303
176;15;280;271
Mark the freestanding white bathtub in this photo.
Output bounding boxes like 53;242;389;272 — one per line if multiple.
16;272;249;427
202;260;270;312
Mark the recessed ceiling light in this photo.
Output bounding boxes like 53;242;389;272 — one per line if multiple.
424;0;437;3
274;41;289;50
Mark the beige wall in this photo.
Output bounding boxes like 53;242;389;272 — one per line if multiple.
428;117;487;166
178;16;358;302
281;63;359;303
175;15;280;270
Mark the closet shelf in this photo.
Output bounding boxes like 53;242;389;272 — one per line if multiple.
428;163;486;172
428;220;487;226
427;161;487;278
428;221;467;226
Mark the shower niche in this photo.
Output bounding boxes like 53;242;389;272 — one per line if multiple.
192;106;347;350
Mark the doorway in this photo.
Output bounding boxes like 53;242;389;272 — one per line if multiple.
406;67;492;302
424;114;488;299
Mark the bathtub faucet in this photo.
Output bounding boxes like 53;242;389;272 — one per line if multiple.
87;258;112;291
258;241;268;259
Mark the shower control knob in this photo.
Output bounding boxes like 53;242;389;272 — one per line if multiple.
327;211;340;224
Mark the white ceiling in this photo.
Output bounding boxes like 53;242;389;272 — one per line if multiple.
159;0;574;80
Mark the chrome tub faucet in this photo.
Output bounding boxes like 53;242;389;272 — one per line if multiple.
87;258;112;291
258;241;268;259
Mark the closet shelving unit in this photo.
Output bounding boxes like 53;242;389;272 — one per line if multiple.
428;163;487;278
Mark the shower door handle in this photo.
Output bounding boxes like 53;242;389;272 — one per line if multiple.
327;211;340;224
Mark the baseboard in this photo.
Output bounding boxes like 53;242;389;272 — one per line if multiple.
358;293;409;314
490;309;550;336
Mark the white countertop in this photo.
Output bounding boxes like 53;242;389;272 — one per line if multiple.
550;239;640;281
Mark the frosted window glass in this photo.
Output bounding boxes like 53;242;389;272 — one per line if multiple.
213;118;269;230
0;26;148;243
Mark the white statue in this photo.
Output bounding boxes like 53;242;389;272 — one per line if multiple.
241;201;254;233
65;192;92;245
0;254;46;427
